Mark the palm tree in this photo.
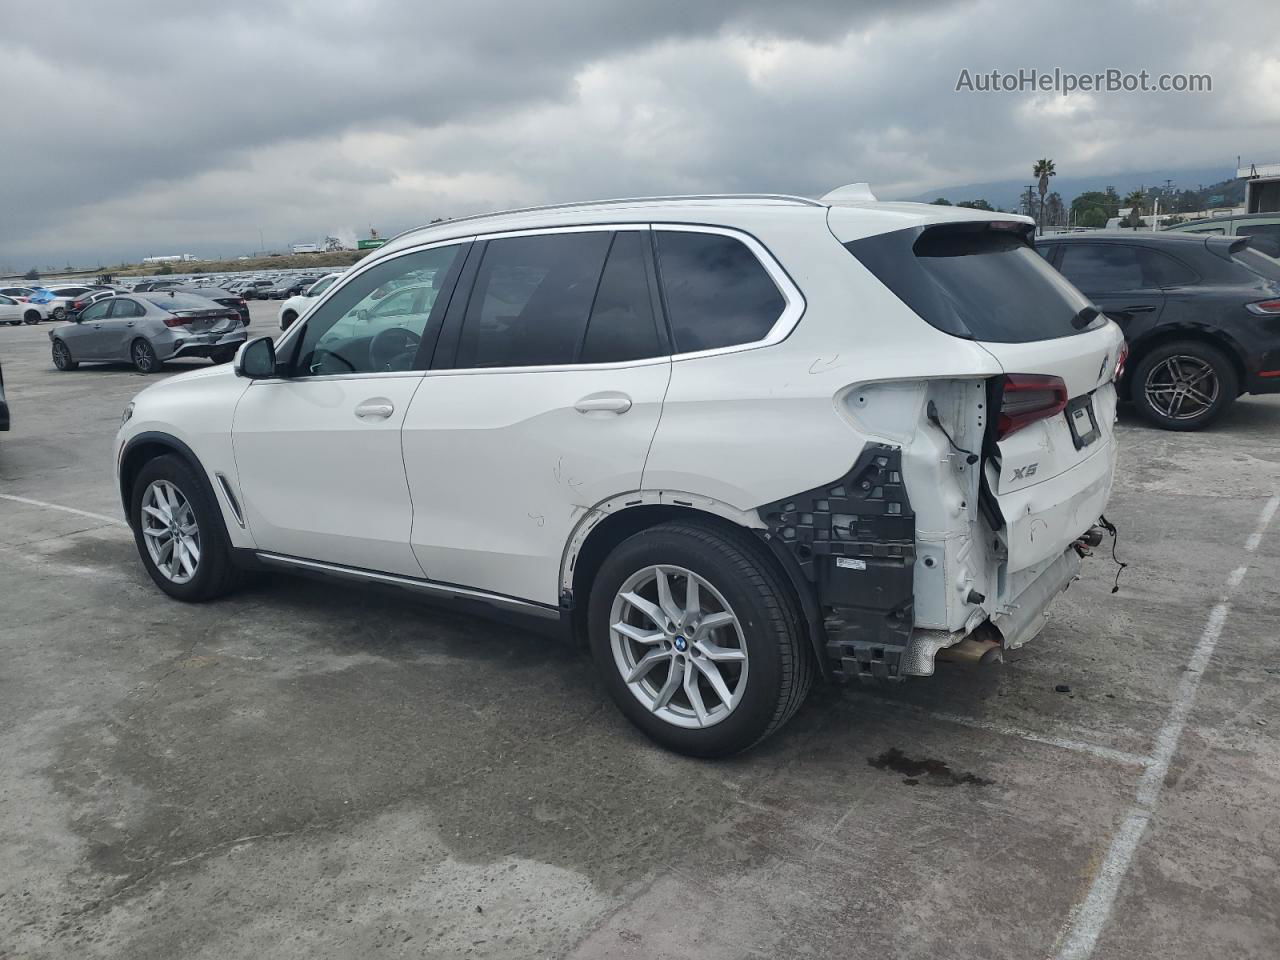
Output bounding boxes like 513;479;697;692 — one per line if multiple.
1123;189;1146;229
1033;159;1056;235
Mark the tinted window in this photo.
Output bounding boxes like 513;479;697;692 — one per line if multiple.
454;232;611;368
292;244;461;376
845;224;1097;343
656;231;784;352
1142;249;1198;286
580;231;663;363
80;301;112;321
0;295;14;305
1057;243;1144;291
1237;223;1280;257
307;276;337;296
111;299;145;318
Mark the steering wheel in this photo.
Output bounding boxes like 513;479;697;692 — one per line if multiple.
369;326;421;371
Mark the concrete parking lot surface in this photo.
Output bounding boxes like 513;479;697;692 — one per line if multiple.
2;304;1278;959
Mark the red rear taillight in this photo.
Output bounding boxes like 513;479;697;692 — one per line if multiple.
1114;342;1129;381
71;300;86;311
1245;298;1280;316
162;315;192;328
998;374;1069;439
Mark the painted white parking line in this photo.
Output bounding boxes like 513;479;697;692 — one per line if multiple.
1055;493;1279;960
0;493;127;528
858;693;1150;768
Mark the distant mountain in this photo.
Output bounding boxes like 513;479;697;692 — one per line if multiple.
901;165;1238;211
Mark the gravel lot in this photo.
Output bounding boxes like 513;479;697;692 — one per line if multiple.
2;302;1278;959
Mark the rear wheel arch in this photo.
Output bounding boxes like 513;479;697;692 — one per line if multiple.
564;499;826;675
1125;327;1247;398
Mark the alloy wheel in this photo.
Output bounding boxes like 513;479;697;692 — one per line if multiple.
133;342;155;372
1143;354;1219;421
140;480;201;584
53;341;70;368
609;564;749;729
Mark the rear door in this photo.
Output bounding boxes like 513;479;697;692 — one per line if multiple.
1053;241;1167;337
402;227;672;605
0;295;19;324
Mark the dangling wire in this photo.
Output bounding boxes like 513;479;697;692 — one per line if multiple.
1097;514;1128;593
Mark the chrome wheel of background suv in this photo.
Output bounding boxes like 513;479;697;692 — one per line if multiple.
141;479;201;584
609;564;749;729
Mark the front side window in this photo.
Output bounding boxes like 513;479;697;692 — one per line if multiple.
80;301;111;321
655;230;785;352
292;244;461;376
454;231;612;368
307;276;337;297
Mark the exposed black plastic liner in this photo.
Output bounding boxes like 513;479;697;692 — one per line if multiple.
758;444;916;681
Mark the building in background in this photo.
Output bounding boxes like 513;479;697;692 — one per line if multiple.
1239;160;1280;213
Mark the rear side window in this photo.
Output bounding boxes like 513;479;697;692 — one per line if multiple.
1057;243;1196;291
655;230;785;352
455;232;611;368
110;299;145;318
845;224;1097;343
580;231;663;363
1237;223;1280;257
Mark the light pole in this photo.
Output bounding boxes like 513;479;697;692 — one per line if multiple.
257;227;264;255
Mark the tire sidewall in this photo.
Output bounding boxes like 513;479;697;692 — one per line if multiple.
132;339;159;373
52;340;72;369
1132;342;1237;430
129;455;227;601
587;526;790;756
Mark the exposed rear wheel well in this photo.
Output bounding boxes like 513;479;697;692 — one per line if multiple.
1126;330;1246;398
568;505;821;667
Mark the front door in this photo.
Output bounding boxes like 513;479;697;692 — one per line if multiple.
62;299;114;357
403;227;672;606
231;241;468;575
102;297;147;360
1053;241;1168;337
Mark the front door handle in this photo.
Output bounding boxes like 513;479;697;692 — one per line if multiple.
126;321;135;327
574;392;632;415
354;398;395;420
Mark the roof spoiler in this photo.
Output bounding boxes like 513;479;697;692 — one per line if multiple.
820;183;878;205
1206;234;1252;261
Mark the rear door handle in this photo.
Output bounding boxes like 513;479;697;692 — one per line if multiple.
1121;304;1157;313
574;392;632;415
354;398;395;420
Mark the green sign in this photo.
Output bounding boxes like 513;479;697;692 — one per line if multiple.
357;238;387;250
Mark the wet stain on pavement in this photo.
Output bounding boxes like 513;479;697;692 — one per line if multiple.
868;748;994;787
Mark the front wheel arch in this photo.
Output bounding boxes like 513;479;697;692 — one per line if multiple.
119;433;223;533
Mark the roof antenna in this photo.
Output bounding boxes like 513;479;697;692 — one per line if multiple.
820;182;878;205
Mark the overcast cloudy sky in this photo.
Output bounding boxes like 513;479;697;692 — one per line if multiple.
3;0;1279;268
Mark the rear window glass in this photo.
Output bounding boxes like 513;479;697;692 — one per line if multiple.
141;293;224;311
1234;247;1280;282
844;225;1099;343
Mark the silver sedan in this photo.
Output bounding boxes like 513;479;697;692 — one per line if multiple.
48;292;247;373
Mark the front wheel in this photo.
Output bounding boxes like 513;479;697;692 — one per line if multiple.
130;454;241;601
51;307;65;320
588;521;813;757
131;338;162;373
1132;340;1237;431
210;347;237;364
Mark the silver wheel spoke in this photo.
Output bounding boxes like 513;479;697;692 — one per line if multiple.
694;639;746;662
143;503;169;524
613;620;665;645
683;576;700;620
183;537;201;565
692;611;734;640
693;657;734;706
683;665;710;726
620;591;665;629
626;648;669;683
142;525;166;539
654;568;682;625
652;660;683;711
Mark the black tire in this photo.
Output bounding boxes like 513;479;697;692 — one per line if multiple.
51;339;78;370
587;521;814;757
280;310;297;329
210;347;236;364
131;338;162;374
7;320;18;326
23;310;41;325
129;454;242;602
1132;340;1237;431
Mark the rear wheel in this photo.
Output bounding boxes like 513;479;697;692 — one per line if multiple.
130;454;241;601
210;347;237;364
51;306;65;320
131;338;162;374
51;339;78;370
1132;340;1237;431
23;310;40;325
588;521;813;757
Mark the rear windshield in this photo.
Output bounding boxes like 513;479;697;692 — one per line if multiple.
844;224;1100;342
1233;247;1280;283
142;293;225;311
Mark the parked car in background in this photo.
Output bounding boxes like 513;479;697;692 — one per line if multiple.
115;190;1123;757
286;275;323;296
33;285;94;320
264;277;301;300
1;294;44;326
131;279;185;293
277;272;340;329
0;285;42;301
1164;212;1280;258
50;292;247;373
240;280;276;300
162;285;251;326
64;289;119;321
1037;232;1280;429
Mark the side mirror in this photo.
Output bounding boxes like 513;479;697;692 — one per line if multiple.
235;336;278;379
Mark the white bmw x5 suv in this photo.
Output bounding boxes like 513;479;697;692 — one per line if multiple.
116;186;1124;756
